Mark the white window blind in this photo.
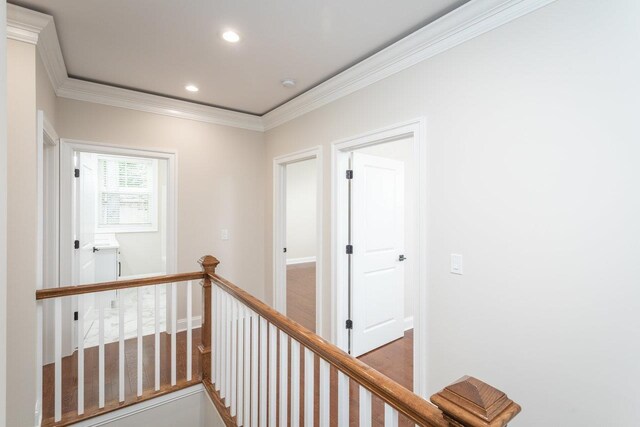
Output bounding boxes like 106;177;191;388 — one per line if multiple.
97;155;158;232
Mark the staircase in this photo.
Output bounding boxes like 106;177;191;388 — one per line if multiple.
35;255;521;426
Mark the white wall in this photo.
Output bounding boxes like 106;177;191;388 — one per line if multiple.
264;0;640;425
7;37;38;427
0;1;8;425
285;158;317;262
356;138;415;324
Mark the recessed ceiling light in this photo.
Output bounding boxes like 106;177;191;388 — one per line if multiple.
222;30;240;43
185;84;199;92
281;79;296;88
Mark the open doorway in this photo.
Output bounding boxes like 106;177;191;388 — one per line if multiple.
332;119;427;396
273;147;323;335
58;140;177;351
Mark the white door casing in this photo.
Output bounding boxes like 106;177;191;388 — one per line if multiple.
350;152;405;357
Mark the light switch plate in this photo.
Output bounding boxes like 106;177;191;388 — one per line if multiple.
451;254;463;275
221;229;229;240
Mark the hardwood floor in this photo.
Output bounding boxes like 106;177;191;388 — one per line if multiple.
42;329;201;426
286;262;316;332
46;262;414;426
285;261;415;426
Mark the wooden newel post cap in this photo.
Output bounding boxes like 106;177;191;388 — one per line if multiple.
198;255;220;275
430;376;521;427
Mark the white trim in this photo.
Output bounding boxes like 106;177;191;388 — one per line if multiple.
273;147;324;337
57;78;264;131
0;3;6;426
404;316;414;332
71;384;203;426
331;118;429;397
6;3;50;45
263;0;558;129
59;140;179;341
286;256;317;266
176;315;202;333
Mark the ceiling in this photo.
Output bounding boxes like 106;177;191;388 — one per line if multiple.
10;0;468;115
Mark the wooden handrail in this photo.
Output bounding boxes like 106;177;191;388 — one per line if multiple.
210;271;449;427
35;271;205;300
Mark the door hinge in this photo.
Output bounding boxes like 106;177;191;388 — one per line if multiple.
73;311;78;321
346;169;353;180
346;244;353;254
74;168;80;178
345;319;353;329
74;240;80;249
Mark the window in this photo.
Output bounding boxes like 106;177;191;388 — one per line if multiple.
96;155;158;233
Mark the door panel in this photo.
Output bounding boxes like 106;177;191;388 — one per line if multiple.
77;152;98;318
351;152;405;357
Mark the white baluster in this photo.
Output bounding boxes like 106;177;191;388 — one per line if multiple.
99;293;105;408
304;348;314;427
319;359;330;427
290;339;300;427
359;386;372;427
137;287;143;396
171;282;177;386
338;371;349;427
214;284;217;384
77;295;85;415
251;311;259;427
119;290;125;402
54;298;61;421
154;285;160;391
384;404;399;427
225;292;231;404
259;317;268;427
237;303;244;425
243;307;251;427
279;331;288;427
268;323;277;427
215;286;222;391
187;281;193;382
231;299;238;417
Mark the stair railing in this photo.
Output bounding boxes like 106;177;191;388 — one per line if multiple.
199;255;521;427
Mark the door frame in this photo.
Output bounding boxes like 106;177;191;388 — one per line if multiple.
331;118;428;396
59;139;178;344
273;146;323;336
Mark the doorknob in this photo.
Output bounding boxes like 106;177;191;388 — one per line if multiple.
398;254;406;262
93;247;100;253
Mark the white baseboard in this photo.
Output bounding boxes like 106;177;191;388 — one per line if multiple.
176;315;202;333
404;316;414;331
286;256;316;265
72;384;203;426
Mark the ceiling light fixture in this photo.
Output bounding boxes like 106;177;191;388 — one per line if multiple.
222;30;240;43
185;84;199;92
281;79;296;88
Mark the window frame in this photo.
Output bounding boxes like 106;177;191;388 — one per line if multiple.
95;154;159;234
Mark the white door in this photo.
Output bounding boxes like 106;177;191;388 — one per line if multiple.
350;152;405;357
75;152;98;317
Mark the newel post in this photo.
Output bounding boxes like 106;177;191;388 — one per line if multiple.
198;255;220;383
430;376;521;427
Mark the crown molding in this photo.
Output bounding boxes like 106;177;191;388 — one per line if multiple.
6;3;51;44
7;0;557;133
261;0;557;130
57;78;264;131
